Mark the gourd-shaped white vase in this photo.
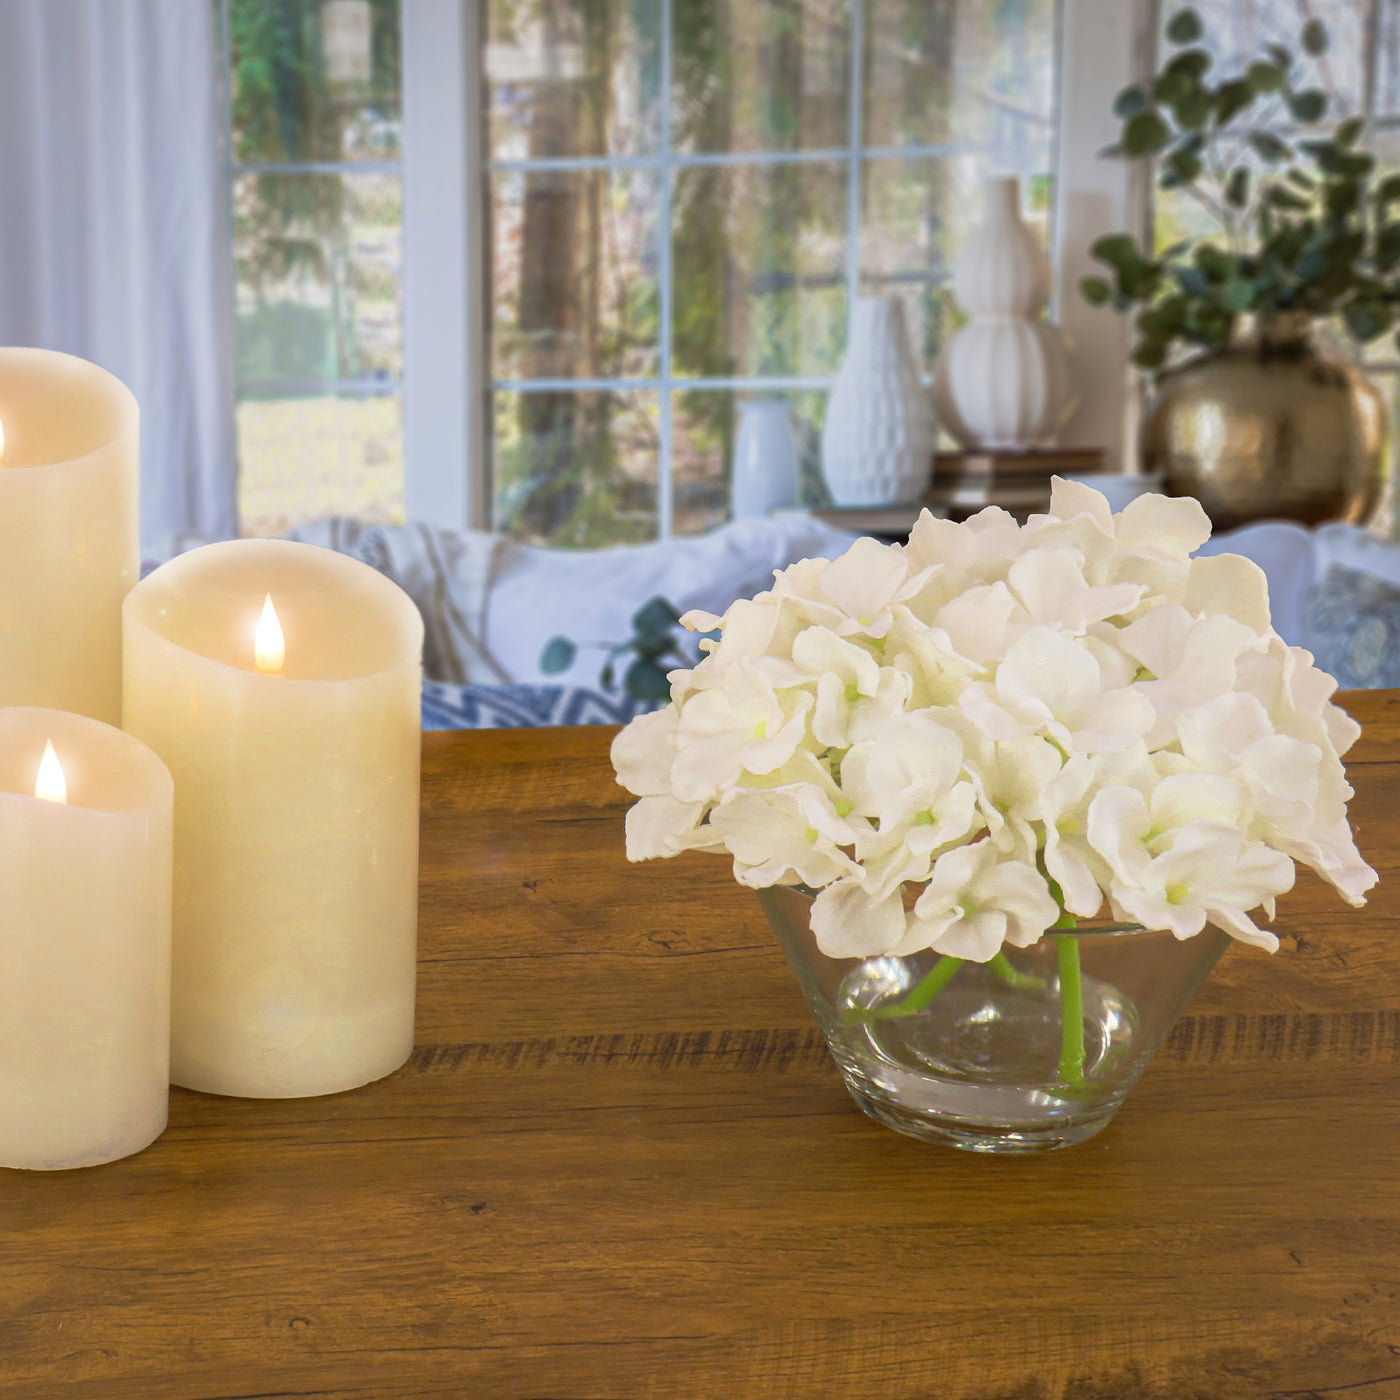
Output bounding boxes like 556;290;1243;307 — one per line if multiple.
821;296;933;506
932;176;1077;450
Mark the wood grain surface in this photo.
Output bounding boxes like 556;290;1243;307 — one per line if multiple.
4;693;1400;1400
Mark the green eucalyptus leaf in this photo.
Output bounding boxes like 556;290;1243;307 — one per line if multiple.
1301;18;1328;56
1123;109;1172;157
1173;265;1211;296
1293;251;1329;282
1132;340;1168;369
1245;61;1287;94
1168;49;1212;80
1285;168;1317;190
599;661;615;689
1265;42;1293;70
1194;243;1233;279
1374;223;1400;271
1249;130;1292;163
540;636;577;675
1174;90;1213;130
1226;167;1250;208
631;595;682;640
1154;70;1188;106
1166;146;1204;182
1119;262;1163;299
1266;184;1311;212
1214;79;1254;127
1165;7;1202;44
1091;233;1144;269
1336;116;1364;149
1080;276;1113;306
624;658;674;704
1288;89;1327;123
1223;276;1256;311
1325;179;1362;219
1113;85;1148;119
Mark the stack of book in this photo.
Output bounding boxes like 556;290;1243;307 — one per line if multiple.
925;447;1106;515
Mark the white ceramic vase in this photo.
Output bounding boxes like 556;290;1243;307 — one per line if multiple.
932;176;1077;451
731;400;799;519
821;296;933;506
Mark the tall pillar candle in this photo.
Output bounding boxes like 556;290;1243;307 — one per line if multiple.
0;349;139;724
123;540;423;1098
0;708;172;1170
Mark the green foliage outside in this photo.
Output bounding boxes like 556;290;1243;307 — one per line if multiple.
1082;7;1400;371
227;0;401;384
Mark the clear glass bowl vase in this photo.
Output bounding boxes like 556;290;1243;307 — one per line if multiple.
757;885;1230;1153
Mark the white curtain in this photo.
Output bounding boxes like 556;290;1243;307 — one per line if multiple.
0;0;237;548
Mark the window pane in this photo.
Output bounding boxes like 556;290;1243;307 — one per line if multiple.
1176;2;1369;120
486;0;662;160
236;392;404;538
672;0;852;154
234;171;402;384
490;168;661;381
672;161;847;378
863;0;1057;151
228;0;401;163
492;390;660;546
672;388;828;536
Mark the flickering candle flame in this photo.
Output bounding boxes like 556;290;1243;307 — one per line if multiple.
254;594;285;675
35;740;67;805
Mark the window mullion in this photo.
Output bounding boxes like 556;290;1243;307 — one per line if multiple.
658;0;675;541
845;0;866;339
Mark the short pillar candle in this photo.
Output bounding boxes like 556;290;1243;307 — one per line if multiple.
122;540;424;1099
0;708;173;1171
0;348;139;725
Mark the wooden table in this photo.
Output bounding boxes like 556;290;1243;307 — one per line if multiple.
6;692;1400;1400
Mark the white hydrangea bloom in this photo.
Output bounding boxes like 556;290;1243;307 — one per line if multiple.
909;841;1061;962
611;477;1377;960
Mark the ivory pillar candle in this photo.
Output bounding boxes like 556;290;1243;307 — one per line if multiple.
0;707;172;1171
123;540;423;1099
0;349;139;724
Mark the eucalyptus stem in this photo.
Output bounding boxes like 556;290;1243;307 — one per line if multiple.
1057;936;1087;1086
845;955;963;1025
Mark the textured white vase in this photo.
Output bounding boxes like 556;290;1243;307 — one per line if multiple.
731;400;799;519
932;176;1077;450
821;296;934;506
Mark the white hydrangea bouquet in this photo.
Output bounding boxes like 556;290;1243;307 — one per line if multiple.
611;480;1376;967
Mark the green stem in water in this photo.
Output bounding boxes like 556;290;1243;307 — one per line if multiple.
988;951;1047;990
845;955;964;1025
1057;935;1087;1086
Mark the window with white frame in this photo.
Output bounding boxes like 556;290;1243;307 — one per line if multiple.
227;1;1400;547
482;0;1061;547
219;0;406;538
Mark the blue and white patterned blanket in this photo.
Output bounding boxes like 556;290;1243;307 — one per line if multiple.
421;681;652;731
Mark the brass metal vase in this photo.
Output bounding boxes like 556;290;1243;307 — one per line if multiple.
1141;312;1387;530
